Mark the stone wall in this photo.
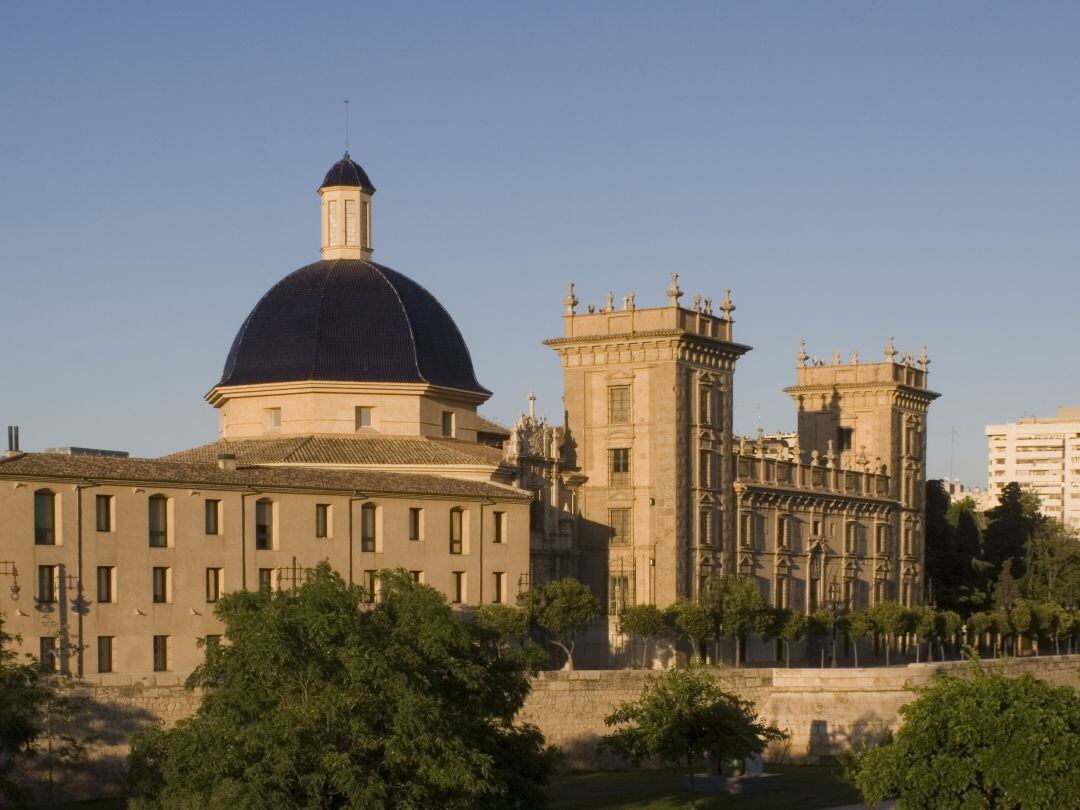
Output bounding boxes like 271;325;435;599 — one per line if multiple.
17;656;1080;801
520;655;1080;769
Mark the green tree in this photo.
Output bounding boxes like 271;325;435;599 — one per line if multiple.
939;610;963;659
984;482;1040;580
664;598;720;664
127;564;555;809
772;609;808;668
617;604;667;669
715;576;767;668
1023;518;1080;606
476;603;534;659
521;577;600;670
849;663;1080;808
924;480;964;612
599;666;785;788
847;610;873;667
0;613;50;808
867;600;905;665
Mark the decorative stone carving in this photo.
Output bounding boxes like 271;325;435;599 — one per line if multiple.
563;282;578;315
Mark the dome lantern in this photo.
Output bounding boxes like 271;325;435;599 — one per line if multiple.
319;152;375;261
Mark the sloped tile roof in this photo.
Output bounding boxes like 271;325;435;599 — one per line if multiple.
161;435;505;467
0;453;528;500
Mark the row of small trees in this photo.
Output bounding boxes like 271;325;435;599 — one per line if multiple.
617;575;1080;668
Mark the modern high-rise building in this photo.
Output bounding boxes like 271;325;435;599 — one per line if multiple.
986;408;1080;528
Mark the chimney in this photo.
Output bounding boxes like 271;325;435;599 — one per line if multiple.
217;453;237;471
5;426;20;457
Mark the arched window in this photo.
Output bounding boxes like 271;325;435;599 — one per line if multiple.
449;507;463;555
360;503;376;552
34;489;56;546
255;499;274;550
149;495;168;548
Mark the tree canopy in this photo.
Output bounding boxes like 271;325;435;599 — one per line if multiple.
520;577;600;670
848;662;1080;809
0;614;50;808
127;564;556;809
600;666;784;786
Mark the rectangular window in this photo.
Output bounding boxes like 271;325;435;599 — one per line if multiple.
699;385;712;424
268;407;282;430
97;636;114;674
778;516;791;549
152;635;169;672
96;566;114;603
608;574;629;615
845;522;857;554
355;406;373;429
206;568;222;602
875;524;888;555
493;571;506;604
609;448;631;486
328;200;338;246
315;504;331;539
205;499;221;535
95;494;113;532
699;449;713;488
442;410;455;438
838;427;854;452
361;200;370;248
740;513;754;548
409;507;422;541
152;567;169;604
345;198;358;245
258;568;274;592
699;508;712;546
609;507;631;546
410;570;423;584
608;386;630;425
255;500;273;550
149;495;168;547
37;565;57;604
452;571;465;604
363;570;377;603
493;511;505;544
40;637;57;673
361;503;376;552
450;508;463;554
34;490;56;545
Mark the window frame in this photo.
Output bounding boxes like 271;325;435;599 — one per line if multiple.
206;567;222;603
95;494;113;533
315;503;331;539
152;566;169;604
37;564;58;604
255;499;274;550
449;507;463;555
148;494;169;548
452;571;465;604
204;499;221;536
152;635;169;672
609;507;631;546
607;385;631;425
492;510;505;544
609;448;631;486
97;636;114;674
96;566;114;604
408;507;423;542
360;503;376;552
34;489;56;546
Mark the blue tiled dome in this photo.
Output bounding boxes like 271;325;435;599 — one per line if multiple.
217;260;489;395
319;153;375;192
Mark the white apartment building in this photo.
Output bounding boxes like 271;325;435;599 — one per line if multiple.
986;407;1080;528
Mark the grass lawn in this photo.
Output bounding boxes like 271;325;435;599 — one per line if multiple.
546;764;863;810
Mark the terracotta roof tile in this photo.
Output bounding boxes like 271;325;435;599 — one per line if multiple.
0;453;528;501
162;435;505;467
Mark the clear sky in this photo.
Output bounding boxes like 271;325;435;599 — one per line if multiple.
2;2;1078;487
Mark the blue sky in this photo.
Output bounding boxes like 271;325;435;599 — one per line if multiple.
1;2;1078;487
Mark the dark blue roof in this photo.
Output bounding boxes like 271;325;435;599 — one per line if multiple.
217;260;489;395
319;153;375;192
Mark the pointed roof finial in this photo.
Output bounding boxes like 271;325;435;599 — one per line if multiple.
563;282;579;315
344;99;350;158
604;291;615;312
796;340;808;367
666;273;683;307
720;289;735;318
884;336;897;361
528;391;536;419
918;345;930;371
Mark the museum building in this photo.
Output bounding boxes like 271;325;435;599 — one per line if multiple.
0;151;938;676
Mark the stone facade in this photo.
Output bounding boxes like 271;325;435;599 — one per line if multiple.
545;281;938;663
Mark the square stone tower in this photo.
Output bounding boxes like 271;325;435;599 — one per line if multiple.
784;341;940;604
544;277;750;613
